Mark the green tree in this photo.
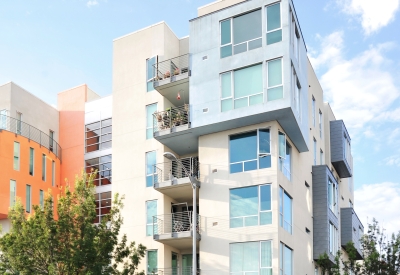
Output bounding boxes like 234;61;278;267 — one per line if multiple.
0;172;146;275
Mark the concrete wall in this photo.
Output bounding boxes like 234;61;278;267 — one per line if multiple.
198;0;247;17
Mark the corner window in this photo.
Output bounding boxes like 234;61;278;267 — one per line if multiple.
42;154;46;181
328;179;338;215
85;118;112;153
280;243;293;275
146;151;157;187
147;250;158;274
221;63;263;112
26;185;31;213
146;200;157;236
229;129;271;173
146;57;156;92
266;3;282;45
85;155;112;186
220;9;262;58
10;180;16;207
230;241;272;275
267;58;283;101
13;142;20;171
230;184;272;228
278;132;291;180
94;191;111;223
29;147;34;176
279;187;292;234
146;103;157;139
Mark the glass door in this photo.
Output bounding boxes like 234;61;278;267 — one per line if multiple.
182;254;192;275
172;252;178;275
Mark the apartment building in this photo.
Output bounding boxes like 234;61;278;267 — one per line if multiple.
112;0;363;274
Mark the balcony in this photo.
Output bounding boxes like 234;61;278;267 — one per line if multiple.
0;114;62;160
153;105;190;138
152;54;190;107
341;207;364;260
153;156;200;202
151;267;200;275
153;211;201;250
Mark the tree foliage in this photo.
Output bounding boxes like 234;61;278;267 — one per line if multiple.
0;172;146;275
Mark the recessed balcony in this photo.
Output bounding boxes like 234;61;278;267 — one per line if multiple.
153;156;200;202
152;54;190;107
153;211;201;250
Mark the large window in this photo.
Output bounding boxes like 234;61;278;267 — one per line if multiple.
146;151;157;187
85;118;112;153
13;142;20;171
229;129;271;173
220;10;262;58
278;132;291;180
230;185;272;228
267;58;283;101
146;103;157;139
26;185;31;213
266;3;282;45
147;250;158;274
94;191;111;223
147;57;156;92
221;64;263;111
42;154;46;181
230;241;272;275
279;187;292;234
146;200;157;236
10;180;16;207
329;223;339;255
328;179;338;215
279;243;293;275
85;155;112;186
29;147;34;176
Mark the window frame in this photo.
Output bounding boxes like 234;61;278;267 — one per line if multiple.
220;18;233;58
145;151;157;187
147;250;158;274
10;180;16;207
328;179;338;216
49;130;54;151
26;184;31;213
85;155;112;187
85;118;112;153
146;200;157;236
146;103;157;139
40;189;44;209
312;96;316;127
95;191;112;223
29;147;34;176
313;137;317;166
267;57;284;101
265;2;282;45
229;128;271;173
278;131;291;180
146;56;156;92
279;242;293;275
42;154;46;181
16;111;22;134
279;187;293;234
291;14;300;61
292;66;301;118
229;184;272;228
319;110;323;138
13;142;20;171
320;149;324;165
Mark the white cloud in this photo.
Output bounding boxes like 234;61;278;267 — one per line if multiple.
86;0;98;7
375;106;400;122
337;0;400;35
355;182;400;235
383;155;400;166
309;32;399;131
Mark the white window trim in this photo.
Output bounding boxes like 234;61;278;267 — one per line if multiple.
146;103;157;139
279;187;293;234
146;200;157;236
26;184;32;213
266;2;282;36
266;57;284;101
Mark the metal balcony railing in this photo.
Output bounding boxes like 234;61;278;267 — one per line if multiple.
153;211;200;236
152;54;190;81
153;156;199;185
153;104;190;134
149;267;200;275
0;114;62;160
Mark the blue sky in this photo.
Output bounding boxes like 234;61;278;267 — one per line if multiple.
1;0;399;232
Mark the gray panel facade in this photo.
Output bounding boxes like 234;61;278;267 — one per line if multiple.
340;207;364;260
330;120;352;178
312;165;339;263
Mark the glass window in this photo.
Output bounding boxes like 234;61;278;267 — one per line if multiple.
266;3;282;45
26;185;31;213
230;184;272;228
49;130;54;151
279;187;292;234
146;103;157;139
328;179;338;215
94;191;111;223
292;17;300;61
85;155;112;186
230;241;272;275
16;112;22;134
40;190;44;209
147;250;158;274
319;111;323;138
29;147;34;176
221;64;263;111
13;142;20;171
0;109;7;129
344;134;351;164
267;58;283;101
280;243;293;275
85;118;112;153
312;97;316;127
146;151;157;187
220;10;262;58
320;149;324;165
329;223;339;255
313;138;317;166
229;129;271;173
52;161;55;187
42;154;46;181
146;200;157;236
278;132;291;180
10;180;16;207
147;57;156;92
293;69;301;116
